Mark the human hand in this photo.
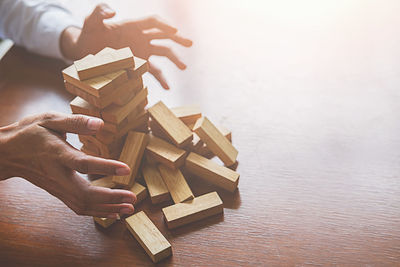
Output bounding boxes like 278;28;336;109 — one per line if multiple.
61;3;192;90
0;112;136;219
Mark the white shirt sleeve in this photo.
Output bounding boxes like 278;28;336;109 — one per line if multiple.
0;0;81;60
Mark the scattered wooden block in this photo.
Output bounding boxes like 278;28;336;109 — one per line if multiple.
162;191;223;229
149;118;170;141
129;182;148;204
70;96;101;118
171;105;202;125
158;164;194;204
146;135;187;169
93;217;117;228
74;47;134;80
90;176;115;188
148;101;193;148
102;87;148;124
142;163;171;204
193;117;238;166
112;131;149;187
125;211;172;263
63;59;128;98
194;125;232;157
185;152;239;192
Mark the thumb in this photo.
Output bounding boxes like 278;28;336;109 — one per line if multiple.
39;112;104;135
84;4;116;28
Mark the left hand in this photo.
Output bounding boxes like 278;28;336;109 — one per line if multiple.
61;3;192;90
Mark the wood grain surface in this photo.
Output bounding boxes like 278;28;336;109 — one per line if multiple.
1;0;400;266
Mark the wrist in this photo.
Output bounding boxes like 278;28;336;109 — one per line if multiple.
60;26;82;60
0;124;18;180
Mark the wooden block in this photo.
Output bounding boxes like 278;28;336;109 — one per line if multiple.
146;135;187;169
171;105;202;125
127;57;149;79
185;152;239;192
129;182;148;204
65;82;113;109
74;47;134;80
112;131;149;187
194;125;232;157
93;217;117;228
158;165;194;204
148;101;193;148
96;110;149;145
125;211;172;263
70;96;101;118
81;145;100;157
102;99;147;134
79;135;124;158
142;163;171;204
90;176;115;188
63;59;128;98
102;87;148;124
113;77;143;106
149;118;170;141
193;117;238;166
162;191;223;229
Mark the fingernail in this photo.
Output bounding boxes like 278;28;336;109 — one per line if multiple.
87;118;103;130
120;208;133;215
122;197;134;203
116;167;130;176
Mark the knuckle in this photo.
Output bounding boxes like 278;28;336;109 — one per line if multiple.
75;156;90;173
39;111;59;124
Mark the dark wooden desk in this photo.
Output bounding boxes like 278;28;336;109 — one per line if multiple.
1;1;400;266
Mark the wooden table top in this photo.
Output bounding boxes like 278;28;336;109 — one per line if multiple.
1;1;400;266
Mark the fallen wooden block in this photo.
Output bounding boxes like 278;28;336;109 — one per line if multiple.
70;96;101;118
96;110;149;145
102;87;148;124
146;135;187;169
158;164;194;204
162;191;223;229
142;163;171;204
129;182;148;204
125;211;172;263
112;131;149;187
63;57;128;98
194;125;232;157
93;217;117;228
74;47;134;80
149;118;170;141
171;105;202;125
185;152;240;192
148;101;193;148
193;117;238;166
102;100;147;134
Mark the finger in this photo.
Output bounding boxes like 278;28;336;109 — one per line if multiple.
146;31;193;47
136;16;177;33
84;3;116;29
88;186;137;205
59;145;131;175
150;45;186;70
39;112;104;135
89;211;119;219
148;62;169;90
90;203;135;215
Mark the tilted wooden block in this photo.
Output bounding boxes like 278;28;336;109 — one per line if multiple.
70;96;101;118
149;118;170;141
74;47;134;80
129;182;148;204
79;135;124;159
102;87;148;124
158;164;194;204
146;135;187;169
91;176;115;188
185;152;240;192
63;57;128;98
142;162;171;204
93;217;117;228
112;131;149;187
102;100;148;134
162;191;223;229
171;105;202;125
148;101;193;148
127;56;149;79
65;82;113;109
193;117;238;166
194;125;232;157
96;110;149;145
81;145;100;157
113;77;143;106
125;211;172;263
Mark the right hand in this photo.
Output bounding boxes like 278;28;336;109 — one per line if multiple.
0;112;136;219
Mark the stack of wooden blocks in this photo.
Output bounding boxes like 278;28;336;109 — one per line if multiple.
62;47;240;263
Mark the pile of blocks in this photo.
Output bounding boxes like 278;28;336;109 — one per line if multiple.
62;47;240;263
